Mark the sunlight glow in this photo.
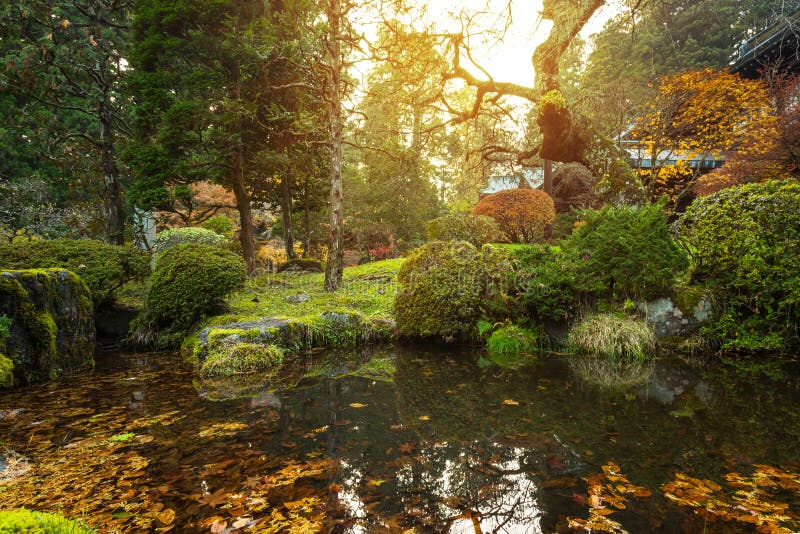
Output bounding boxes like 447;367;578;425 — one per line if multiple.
412;0;624;87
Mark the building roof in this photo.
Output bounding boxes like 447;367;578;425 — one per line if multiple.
731;10;800;78
480;168;543;196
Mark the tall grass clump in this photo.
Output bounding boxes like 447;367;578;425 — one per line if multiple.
568;313;655;362
567;313;656;389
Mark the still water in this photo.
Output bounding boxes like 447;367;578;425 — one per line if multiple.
0;346;798;532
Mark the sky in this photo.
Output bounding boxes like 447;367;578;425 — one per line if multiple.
414;0;625;87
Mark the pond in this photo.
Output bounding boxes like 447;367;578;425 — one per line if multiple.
0;346;799;533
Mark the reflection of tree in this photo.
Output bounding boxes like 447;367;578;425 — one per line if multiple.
395;441;544;532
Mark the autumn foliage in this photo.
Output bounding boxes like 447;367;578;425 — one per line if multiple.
473;189;555;243
634;69;778;206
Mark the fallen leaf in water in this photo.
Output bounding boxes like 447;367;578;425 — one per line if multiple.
503;399;520;406
210;520;227;534
349;403;367;408
398;443;414;454
418;415;430;421
198;488;228;508
232;517;253;528
155;509;175;525
368;478;386;487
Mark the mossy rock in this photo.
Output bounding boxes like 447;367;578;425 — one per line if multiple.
0;269;95;385
200;341;284;377
193;312;394;368
0;508;93;533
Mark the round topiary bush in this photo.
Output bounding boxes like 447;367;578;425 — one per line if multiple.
473;189;555;243
147;244;247;337
394;241;485;341
0;239;149;307
153;227;230;254
676;180;800;351
568;313;656;362
426;213;503;248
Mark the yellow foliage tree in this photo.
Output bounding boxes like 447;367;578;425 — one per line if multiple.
634;68;779;208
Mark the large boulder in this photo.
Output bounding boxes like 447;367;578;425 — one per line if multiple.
0;269;95;386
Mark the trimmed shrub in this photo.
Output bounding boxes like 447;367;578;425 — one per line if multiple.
0;508;93;533
153;227;229;254
201;214;235;237
473;189;555;243
426;213;503;248
394;241;485;341
146;244;247;341
507;244;583;322
0;239;149;307
568;313;656;362
563;202;688;301
676;180;800;351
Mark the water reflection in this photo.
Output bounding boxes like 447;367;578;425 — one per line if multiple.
0;347;798;532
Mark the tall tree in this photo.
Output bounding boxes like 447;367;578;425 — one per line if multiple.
0;0;132;244
129;0;296;272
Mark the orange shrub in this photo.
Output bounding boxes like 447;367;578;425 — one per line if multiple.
473;189;555;243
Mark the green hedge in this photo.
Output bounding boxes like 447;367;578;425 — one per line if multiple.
0;239;149;308
153;227;230;254
563;202;688;301
677;180;800;351
426;213;503;248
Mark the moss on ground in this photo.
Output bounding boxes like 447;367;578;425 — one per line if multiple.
190;259;403;375
226;258;403;321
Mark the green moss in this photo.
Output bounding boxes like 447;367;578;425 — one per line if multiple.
673;286;707;316
0;353;13;388
136;244;247;348
0;508;93;533
394;241;485;341
0;269;95;384
200;342;284;376
0;239;148;308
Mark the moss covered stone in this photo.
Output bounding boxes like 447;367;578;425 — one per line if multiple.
192;312;394;372
0;269;95;385
0;239;149;308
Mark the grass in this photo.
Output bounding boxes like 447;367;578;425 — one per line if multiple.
221;258;404;324
567;313;656;363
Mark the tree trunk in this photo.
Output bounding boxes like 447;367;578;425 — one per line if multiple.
99;101;125;245
280;170;297;260
324;0;344;291
543;159;553;197
303;175;311;257
231;59;256;274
